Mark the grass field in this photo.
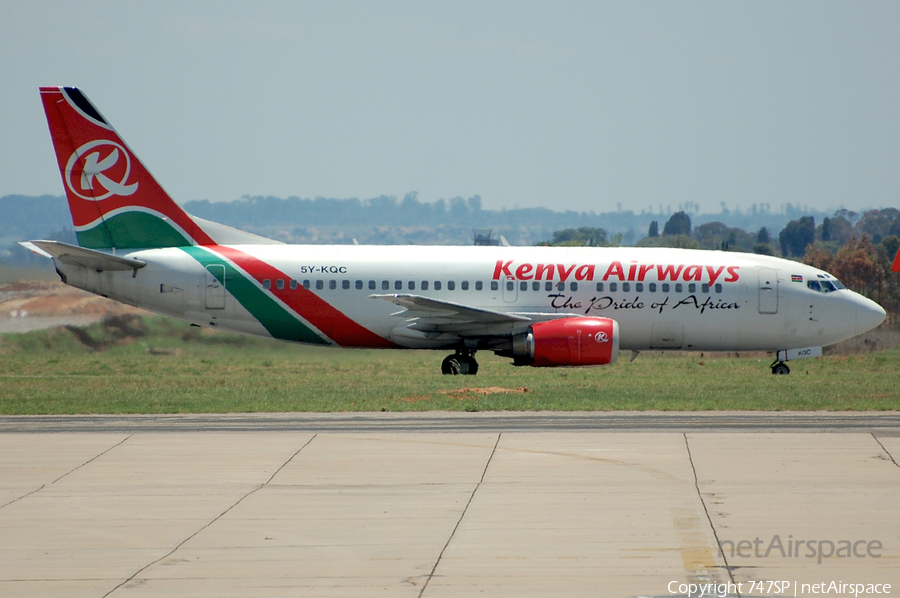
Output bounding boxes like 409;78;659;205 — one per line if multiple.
0;315;897;414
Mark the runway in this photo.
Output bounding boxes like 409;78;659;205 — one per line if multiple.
1;413;898;597
3;410;900;434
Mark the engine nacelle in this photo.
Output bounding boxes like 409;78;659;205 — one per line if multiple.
512;317;619;367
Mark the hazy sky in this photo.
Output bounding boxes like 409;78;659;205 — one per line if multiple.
2;1;898;214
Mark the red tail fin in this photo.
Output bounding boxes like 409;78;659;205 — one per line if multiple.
40;87;214;249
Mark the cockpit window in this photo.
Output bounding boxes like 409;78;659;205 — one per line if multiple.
808;278;844;294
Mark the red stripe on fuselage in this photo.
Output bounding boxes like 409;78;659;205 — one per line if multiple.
208;245;394;348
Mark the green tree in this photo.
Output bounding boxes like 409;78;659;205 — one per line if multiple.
662;211;691;236
779;216;815;257
648;220;659;237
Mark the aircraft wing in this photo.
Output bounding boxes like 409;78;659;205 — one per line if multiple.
20;240;146;272
371;293;561;336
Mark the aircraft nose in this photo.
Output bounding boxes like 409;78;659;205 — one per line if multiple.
855;295;886;335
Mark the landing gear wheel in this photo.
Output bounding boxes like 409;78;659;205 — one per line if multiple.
441;353;479;375
458;355;479;376
441;355;462;375
771;362;790;375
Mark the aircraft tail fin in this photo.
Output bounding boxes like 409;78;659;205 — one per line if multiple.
893;245;900;273
39;87;219;250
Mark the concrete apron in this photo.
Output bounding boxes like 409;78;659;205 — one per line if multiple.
0;432;897;597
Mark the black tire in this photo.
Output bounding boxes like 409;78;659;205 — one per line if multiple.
459;356;479;376
441;356;462;375
771;363;790;375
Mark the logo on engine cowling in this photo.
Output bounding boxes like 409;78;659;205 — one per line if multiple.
594;331;609;343
65;140;138;201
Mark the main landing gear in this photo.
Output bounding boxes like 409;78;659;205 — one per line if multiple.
441;350;479;375
771;361;791;375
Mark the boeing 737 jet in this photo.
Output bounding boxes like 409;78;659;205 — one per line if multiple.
24;87;887;375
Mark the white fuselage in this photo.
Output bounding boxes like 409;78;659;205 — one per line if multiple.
54;244;886;354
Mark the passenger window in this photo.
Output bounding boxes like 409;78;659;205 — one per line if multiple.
302;280;311;289
329;280;337;290
556;282;565;291
491;281;499;291
570;282;578;291
675;283;683;293
276;279;284;290
394;280;402;291
475;281;483;291
622;282;630;292
688;283;696;293
435;281;442;291
649;283;657;292
701;283;709;293
290;279;298;290
408;281;415;290
507;281;515;291
421;281;429;291
355;280;363;290
714;284;722;294
382;280;389;290
342;280;350;290
520;281;527;291
662;283;670;293
316;280;324;290
462;281;469;290
263;279;271;290
635;283;643;292
368;280;376;290
609;282;617;292
532;281;540;291
545;281;553;291
596;282;604;292
448;281;455;291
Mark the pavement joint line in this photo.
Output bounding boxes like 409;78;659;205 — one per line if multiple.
872;433;900;469
101;433;319;598
51;434;132;485
683;433;739;595
0;433;130;510
418;432;501;598
0;483;45;510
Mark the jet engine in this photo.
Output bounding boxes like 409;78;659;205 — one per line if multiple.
511;317;619;367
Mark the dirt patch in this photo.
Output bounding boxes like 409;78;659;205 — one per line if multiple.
0;281;148;332
439;386;529;400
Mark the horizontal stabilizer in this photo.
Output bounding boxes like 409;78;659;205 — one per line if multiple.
21;240;146;271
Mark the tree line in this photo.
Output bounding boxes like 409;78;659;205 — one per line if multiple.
540;208;900;324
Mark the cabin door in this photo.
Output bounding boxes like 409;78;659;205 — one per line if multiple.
205;264;226;309
758;268;778;314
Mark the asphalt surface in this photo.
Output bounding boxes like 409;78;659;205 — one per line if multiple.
2;410;899;434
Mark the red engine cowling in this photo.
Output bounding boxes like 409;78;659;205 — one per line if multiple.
514;317;619;367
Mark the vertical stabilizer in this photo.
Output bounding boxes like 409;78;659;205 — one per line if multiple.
39;87;215;250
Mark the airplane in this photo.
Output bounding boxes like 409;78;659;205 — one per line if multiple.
23;86;887;376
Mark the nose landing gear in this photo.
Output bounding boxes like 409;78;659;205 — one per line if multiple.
441;350;479;375
771;361;790;375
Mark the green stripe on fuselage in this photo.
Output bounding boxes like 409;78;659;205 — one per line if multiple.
181;245;329;345
77;211;191;249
